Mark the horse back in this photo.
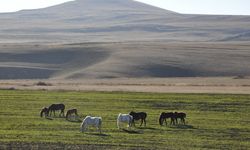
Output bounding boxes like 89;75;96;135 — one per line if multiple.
49;103;65;110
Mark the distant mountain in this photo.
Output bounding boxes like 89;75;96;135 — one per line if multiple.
0;0;250;79
0;0;250;43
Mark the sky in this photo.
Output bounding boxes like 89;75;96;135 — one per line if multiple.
0;0;249;15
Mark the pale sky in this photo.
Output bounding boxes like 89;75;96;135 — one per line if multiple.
0;0;249;15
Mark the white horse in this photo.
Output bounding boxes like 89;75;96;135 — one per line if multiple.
80;116;102;134
117;113;133;129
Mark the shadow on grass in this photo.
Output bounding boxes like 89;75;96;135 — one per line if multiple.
137;127;159;130
85;133;110;137
170;124;196;129
122;129;143;134
45;117;53;120
66;119;82;123
48;116;65;119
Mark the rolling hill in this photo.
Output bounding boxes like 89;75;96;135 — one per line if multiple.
0;0;250;79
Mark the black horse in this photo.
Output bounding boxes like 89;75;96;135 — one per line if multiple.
40;107;49;118
48;103;65;117
129;111;147;127
174;112;186;125
66;108;78;120
159;112;175;126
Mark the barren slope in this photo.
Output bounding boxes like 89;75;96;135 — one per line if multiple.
1;42;250;79
0;0;250;79
0;0;250;43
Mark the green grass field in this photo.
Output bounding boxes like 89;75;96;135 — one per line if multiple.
0;90;250;149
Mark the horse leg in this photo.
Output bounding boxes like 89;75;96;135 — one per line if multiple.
171;118;174;125
83;124;87;132
62;109;65;117
117;120;120;129
182;118;185;125
144;119;146;127
98;127;101;134
164;119;167;126
140;119;143;127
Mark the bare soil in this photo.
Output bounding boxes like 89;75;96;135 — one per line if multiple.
1;77;250;94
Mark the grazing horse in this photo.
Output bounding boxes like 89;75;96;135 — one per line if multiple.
117;113;133;129
129;111;147;127
80;116;102;134
40;107;49;118
48;103;65;117
66;109;78;120
174;112;186;125
159;112;175;126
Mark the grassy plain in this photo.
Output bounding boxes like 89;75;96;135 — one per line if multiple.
0;90;250;149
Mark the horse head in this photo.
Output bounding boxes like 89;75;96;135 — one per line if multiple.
40;107;49;117
129;111;135;115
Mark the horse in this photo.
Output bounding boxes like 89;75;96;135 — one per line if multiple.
40;107;49;118
66;108;78;120
174;112;186;125
129;111;147;127
159;112;175;126
80;116;102;134
117;113;133;129
48;103;65;117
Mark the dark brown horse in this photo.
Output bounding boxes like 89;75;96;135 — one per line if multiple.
159;112;175;126
48;103;65;117
129;111;147;127
66;108;78;120
174;112;186;125
40;107;49;118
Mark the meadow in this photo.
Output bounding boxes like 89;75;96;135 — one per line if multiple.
0;90;250;149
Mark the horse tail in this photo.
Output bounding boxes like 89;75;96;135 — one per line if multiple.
130;115;133;123
40;109;44;118
117;114;121;129
75;109;78;116
66;111;69;119
80;122;84;132
99;118;102;127
183;113;186;118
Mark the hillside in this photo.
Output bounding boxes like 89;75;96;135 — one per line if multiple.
0;0;250;43
0;0;250;79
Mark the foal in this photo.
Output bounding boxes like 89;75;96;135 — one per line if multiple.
40;107;49;118
174;112;186;125
66;109;78;120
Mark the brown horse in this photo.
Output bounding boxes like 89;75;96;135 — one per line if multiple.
48;103;65;117
159;112;175;126
66;108;78;120
174;112;186;125
129;111;147;127
40;107;49;118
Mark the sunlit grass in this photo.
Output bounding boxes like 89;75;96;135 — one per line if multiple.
0;90;249;149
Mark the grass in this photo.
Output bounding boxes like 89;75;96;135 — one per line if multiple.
0;90;250;149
